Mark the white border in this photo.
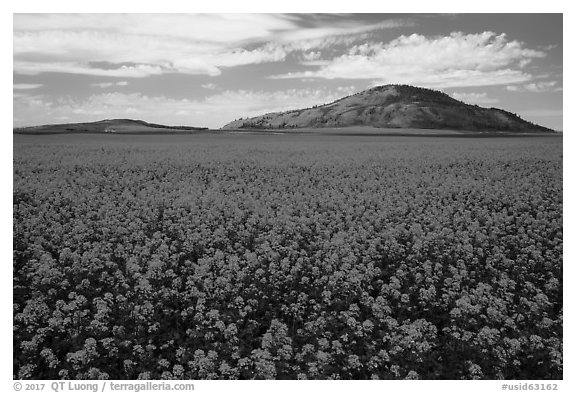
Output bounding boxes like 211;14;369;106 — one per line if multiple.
4;2;571;392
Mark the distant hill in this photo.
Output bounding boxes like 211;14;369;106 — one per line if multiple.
14;119;208;134
222;85;555;133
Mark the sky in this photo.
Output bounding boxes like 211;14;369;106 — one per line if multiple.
13;13;563;130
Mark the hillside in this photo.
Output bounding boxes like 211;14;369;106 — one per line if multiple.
222;85;555;133
14;119;208;134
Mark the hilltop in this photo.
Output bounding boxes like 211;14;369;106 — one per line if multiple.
13;119;208;134
222;85;555;133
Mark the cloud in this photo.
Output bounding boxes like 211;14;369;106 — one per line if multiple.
451;92;499;105
14;14;407;45
13;93;53;115
14;61;164;78
273;18;409;43
13;14;409;78
201;83;217;90
91;81;129;88
13;83;42;90
302;51;322;61
14;14;297;43
271;32;546;88
13;87;359;129
13;31;288;77
506;81;561;92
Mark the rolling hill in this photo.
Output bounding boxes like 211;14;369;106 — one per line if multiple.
13;119;208;134
222;85;555;133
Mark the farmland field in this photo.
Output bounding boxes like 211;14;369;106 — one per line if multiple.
13;133;563;380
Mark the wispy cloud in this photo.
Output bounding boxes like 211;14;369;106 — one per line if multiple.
14;14;297;43
13;32;287;77
272;18;410;43
13;83;43;90
506;81;562;93
91;81;129;88
270;32;546;88
14;61;164;78
14;14;409;44
451;92;499;105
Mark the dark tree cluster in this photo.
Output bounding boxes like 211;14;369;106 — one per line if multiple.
13;136;562;380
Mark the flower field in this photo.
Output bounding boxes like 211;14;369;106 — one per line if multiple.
13;134;562;380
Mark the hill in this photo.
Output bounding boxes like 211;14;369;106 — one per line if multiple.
222;85;555;133
14;119;208;134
